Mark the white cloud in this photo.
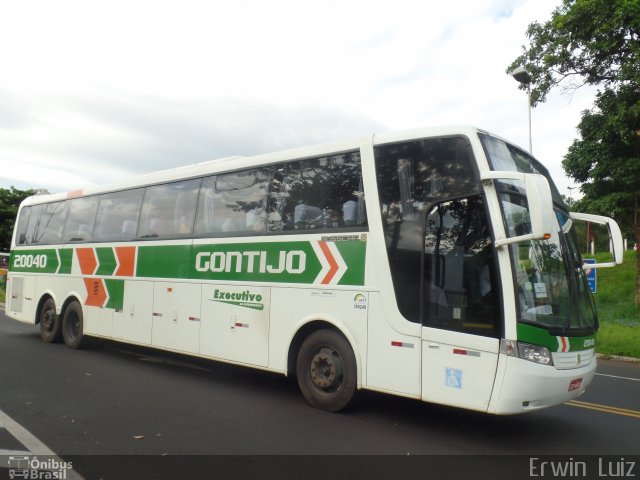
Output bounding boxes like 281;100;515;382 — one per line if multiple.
0;0;593;199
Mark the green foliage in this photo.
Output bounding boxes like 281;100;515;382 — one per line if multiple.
563;86;640;239
507;0;640;106
597;323;640;358
0;187;35;252
592;251;638;321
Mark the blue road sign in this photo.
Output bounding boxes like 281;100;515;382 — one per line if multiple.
584;259;597;293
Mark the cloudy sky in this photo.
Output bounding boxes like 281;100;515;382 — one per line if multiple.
0;0;596;198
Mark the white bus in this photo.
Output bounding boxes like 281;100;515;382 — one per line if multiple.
6;126;624;414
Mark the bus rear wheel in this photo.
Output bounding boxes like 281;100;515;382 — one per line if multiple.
62;301;86;349
296;329;357;412
39;298;61;343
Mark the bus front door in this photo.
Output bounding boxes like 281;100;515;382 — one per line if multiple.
419;196;501;412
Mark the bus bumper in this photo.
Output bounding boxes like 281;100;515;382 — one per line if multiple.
488;354;596;414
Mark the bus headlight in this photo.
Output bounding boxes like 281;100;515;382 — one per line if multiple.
518;342;553;365
500;339;553;366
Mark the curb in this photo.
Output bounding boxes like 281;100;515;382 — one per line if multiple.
596;353;640;363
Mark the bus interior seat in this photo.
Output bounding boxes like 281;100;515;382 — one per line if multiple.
294;203;322;229
342;199;358;225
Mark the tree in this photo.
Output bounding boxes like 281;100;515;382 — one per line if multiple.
564;86;640;243
0;187;35;252
508;0;640;305
508;0;640;106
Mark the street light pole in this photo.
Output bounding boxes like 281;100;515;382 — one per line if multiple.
526;81;532;154
510;66;533;154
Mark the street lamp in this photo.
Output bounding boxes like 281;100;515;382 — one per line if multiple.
510;66;532;154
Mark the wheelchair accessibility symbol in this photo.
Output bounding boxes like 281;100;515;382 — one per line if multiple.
445;367;462;389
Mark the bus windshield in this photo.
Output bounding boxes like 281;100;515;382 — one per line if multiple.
480;134;597;335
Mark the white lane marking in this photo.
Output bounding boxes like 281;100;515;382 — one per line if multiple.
0;409;56;455
0;448;30;455
0;409;85;480
595;373;640;382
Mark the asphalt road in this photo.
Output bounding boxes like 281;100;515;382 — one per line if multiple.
0;308;638;479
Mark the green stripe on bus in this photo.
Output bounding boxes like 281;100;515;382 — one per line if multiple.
517;323;595;352
95;247;117;276
137;242;322;284
136;240;365;286
334;241;366;286
58;248;73;274
136;245;194;279
11;239;367;286
104;279;125;310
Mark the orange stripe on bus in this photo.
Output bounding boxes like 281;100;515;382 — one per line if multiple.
66;189;84;198
76;248;97;275
83;278;107;307
318;241;339;284
114;246;136;277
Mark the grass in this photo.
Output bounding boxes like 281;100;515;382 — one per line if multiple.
0;253;638;357
588;249;640;358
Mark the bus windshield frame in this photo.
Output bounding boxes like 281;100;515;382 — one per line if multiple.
479;133;598;336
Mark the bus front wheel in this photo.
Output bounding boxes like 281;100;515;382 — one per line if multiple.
39;298;61;343
296;329;357;412
62;301;86;349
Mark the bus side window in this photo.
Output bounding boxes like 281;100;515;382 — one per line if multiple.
35;201;68;244
138;179;200;238
63;197;98;242
15;206;32;245
195;169;270;236
267;151;366;232
92;189;144;242
23;205;45;245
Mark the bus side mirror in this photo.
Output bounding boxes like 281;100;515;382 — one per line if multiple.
481;171;555;248
569;212;624;268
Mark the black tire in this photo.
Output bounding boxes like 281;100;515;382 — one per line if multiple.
296;329;357;412
62;301;86;349
39;298;61;343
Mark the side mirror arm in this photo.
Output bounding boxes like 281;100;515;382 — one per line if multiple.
569;212;624;268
